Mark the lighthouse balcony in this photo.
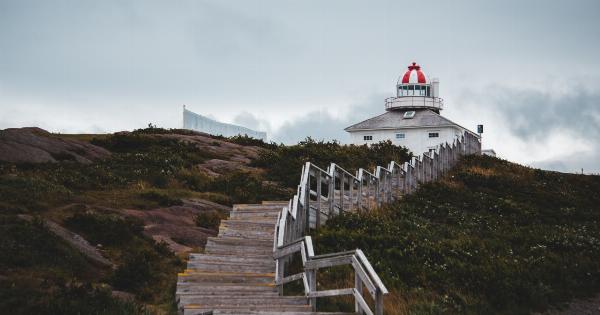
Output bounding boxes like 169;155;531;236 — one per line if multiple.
385;96;444;111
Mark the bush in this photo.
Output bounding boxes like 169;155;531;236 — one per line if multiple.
0;215;89;273
226;134;278;149
209;171;289;204
0;278;149;315
195;210;225;230
64;212;143;246
111;243;183;302
314;155;600;314
139;191;183;207
253;138;411;188
0;176;71;211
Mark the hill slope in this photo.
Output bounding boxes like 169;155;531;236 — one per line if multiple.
314;155;600;315
0;127;410;314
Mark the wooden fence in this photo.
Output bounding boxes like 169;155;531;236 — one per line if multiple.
273;131;481;315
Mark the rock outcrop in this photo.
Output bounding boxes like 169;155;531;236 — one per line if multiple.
0;127;110;164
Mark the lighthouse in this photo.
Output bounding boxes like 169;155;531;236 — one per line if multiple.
345;62;479;156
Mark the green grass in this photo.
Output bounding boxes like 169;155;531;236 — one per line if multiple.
314;155;600;314
8;127;597;314
0;215;150;314
253;138;412;188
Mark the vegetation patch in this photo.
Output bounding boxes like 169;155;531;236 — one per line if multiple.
314;155;600;314
139;190;184;207
253;138;411;188
195;210;226;230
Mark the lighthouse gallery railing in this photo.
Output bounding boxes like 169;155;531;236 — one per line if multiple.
273;131;481;315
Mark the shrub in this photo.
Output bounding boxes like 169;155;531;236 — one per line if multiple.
209;171;289;204
0;215;89;273
314;155;600;314
64;212;143;246
0;176;71;211
139;191;183;207
195;210;225;230
0;279;150;315
253;138;411;188
111;243;183;302
226;134;278;149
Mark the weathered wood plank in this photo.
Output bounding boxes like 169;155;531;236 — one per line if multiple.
307;288;354;298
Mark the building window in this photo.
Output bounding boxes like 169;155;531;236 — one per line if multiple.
403;111;416;119
363;135;373;141
428;132;439;138
396;133;405;139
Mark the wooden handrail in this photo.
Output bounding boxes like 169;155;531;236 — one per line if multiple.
273;131;482;314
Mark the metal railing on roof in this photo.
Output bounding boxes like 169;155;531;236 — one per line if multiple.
385;96;444;111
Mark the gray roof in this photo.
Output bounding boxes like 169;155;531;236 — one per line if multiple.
344;109;472;132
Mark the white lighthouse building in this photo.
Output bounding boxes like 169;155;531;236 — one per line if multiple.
345;62;479;156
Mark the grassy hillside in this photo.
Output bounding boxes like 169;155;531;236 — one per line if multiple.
0;127;409;315
314;155;600;314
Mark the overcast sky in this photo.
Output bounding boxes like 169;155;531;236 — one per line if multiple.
1;0;599;173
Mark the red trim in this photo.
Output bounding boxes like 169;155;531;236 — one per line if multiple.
416;70;426;83
401;62;427;84
401;70;411;84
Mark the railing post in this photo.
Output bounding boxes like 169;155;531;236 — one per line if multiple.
375;288;384;315
316;174;322;228
308;268;317;311
277;258;284;295
354;270;363;314
327;174;334;217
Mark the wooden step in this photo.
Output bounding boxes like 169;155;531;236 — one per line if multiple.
188;253;273;264
177;201;322;315
178;271;274;284
183;305;313;315
233;204;286;211
229;211;280;221
207;236;273;247
214;312;354;315
261;201;289;205
177;285;277;297
218;226;274;240
219;220;276;234
179;295;308;306
187;256;274;268
204;245;273;256
185;262;274;273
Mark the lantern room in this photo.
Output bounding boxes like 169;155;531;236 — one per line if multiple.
385;62;443;113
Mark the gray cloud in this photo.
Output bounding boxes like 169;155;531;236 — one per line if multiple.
271;94;384;144
233;111;271;133
460;85;600;173
489;87;600;142
1;0;600;173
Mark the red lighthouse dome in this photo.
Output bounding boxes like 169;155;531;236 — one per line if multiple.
400;62;429;84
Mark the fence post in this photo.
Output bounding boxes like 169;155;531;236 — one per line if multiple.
315;173;321;228
375;288;384;315
355;271;364;313
308;268;317;311
276;258;283;295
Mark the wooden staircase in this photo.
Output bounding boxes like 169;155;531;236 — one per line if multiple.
177;201;354;315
